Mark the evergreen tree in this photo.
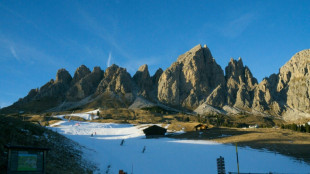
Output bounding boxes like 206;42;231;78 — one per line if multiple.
185;117;190;122
300;125;305;132
305;123;310;133
291;123;297;131
297;125;301;132
197;114;201;123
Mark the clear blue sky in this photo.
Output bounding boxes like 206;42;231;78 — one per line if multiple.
1;0;310;107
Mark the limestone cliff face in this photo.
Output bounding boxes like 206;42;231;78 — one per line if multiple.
37;69;72;98
71;65;91;85
276;49;310;120
205;84;226;107
96;64;133;95
157;44;225;109
133;64;152;97
66;67;104;101
150;68;163;98
252;74;282;115
225;58;258;109
251;49;310;119
151;68;163;87
279;50;310;110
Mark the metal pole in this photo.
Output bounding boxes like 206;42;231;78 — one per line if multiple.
132;163;133;174
235;143;240;174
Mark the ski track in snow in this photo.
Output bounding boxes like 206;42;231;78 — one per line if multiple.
49;119;310;174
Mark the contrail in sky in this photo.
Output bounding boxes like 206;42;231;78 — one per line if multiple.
107;52;112;67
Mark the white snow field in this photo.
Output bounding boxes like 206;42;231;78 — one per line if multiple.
50;120;310;174
55;110;99;121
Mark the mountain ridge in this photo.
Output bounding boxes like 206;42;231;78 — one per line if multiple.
2;44;310;121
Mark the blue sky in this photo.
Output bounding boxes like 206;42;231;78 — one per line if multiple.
1;0;310;107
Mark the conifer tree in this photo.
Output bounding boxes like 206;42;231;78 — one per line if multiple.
305;123;310;133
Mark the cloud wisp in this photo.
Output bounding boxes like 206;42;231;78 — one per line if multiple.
0;35;70;68
107;52;112;67
219;13;257;38
76;6;134;61
9;45;19;61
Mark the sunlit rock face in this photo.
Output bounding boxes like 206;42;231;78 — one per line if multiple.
157;44;225;109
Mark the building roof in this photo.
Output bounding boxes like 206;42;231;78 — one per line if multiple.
143;125;167;136
5;144;50;151
195;124;207;128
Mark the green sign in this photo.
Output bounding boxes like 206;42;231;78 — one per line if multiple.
17;153;38;171
6;145;48;174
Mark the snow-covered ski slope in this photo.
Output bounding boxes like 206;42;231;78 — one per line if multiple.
50;120;310;174
55;110;99;121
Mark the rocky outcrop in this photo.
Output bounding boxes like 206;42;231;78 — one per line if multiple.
157;44;225;109
150;68;163;98
55;69;72;85
96;64;133;95
252;74;281;114
277;49;310;120
205;84;226;107
151;68;163;87
251;49;310;120
279;50;310;110
66;67;104;101
71;65;91;85
225;58;257;109
133;64;152;97
37;69;72;98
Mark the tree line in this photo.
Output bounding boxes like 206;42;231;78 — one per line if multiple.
281;123;310;133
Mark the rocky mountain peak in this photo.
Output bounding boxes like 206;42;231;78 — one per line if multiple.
55;68;72;84
225;58;256;85
138;64;148;72
225;57;257;109
133;64;152;97
66;66;104;101
176;44;213;64
92;66;102;73
96;64;133;95
278;49;310;86
277;49;310;119
133;64;150;80
152;68;163;83
72;65;91;84
226;58;242;81
158;44;225;109
104;64;121;77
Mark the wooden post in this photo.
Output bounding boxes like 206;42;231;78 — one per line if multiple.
235;143;240;174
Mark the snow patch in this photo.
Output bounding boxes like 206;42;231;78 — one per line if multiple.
85;109;100;115
54;111;99;121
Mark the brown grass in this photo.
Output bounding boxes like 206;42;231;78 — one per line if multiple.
172;127;310;163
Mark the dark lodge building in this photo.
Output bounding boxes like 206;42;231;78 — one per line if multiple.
143;125;167;138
